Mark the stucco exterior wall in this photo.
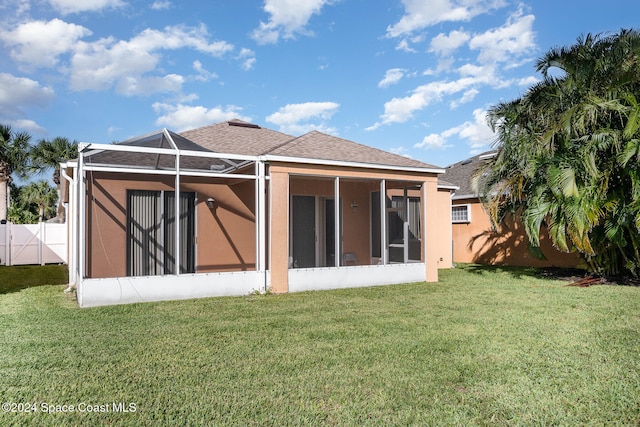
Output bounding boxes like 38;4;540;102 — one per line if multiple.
452;198;582;268
435;188;453;269
85;172;257;279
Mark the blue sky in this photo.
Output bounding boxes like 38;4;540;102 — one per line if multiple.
1;0;638;169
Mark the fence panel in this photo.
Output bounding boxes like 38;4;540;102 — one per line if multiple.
0;223;67;266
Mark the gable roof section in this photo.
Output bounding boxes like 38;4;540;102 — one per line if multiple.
181;119;443;173
265;130;441;170
180;119;293;156
444;151;496;198
82;119;445;174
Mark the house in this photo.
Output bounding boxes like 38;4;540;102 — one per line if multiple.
445;151;582;268
61;120;454;307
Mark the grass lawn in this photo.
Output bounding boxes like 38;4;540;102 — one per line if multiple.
0;264;639;425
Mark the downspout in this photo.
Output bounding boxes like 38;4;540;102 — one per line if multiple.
334;177;340;267
450;190;455;267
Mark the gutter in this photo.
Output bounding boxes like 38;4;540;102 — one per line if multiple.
264;154;446;175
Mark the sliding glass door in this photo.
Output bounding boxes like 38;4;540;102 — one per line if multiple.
127;190;196;276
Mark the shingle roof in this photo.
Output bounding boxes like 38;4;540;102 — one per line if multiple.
265;130;441;169
180;119;293;156
443;151;496;197
86;119;445;173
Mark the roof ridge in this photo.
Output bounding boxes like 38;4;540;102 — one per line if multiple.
261;134;299;155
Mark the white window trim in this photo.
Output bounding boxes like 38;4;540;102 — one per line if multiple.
452;204;471;223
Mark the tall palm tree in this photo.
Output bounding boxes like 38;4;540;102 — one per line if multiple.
0;124;31;221
20;180;57;222
30;136;78;222
479;29;640;276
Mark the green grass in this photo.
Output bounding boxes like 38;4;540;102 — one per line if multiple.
0;265;68;294
1;265;639;425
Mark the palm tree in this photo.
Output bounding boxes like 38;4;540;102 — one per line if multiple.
20;180;57;222
479;29;640;276
30;136;78;222
0;124;31;221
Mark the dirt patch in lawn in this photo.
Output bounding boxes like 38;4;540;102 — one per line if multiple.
538;267;640;287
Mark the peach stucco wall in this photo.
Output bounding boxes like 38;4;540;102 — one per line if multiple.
85;172;256;279
452;198;582;268
435;188;453;269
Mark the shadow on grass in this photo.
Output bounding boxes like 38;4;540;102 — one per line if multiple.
0;265;68;295
454;263;587;282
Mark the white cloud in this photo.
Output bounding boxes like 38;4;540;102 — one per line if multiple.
0;0;31;17
378;68;407;88
251;0;333;45
236;48;256;71
429;30;470;56
389;146;413;158
266;101;339;134
153;103;251;132
116;74;184;96
371;8;538;131
414;108;495;153
0;19;91;68
449;88;479;108
47;0;125;15
395;39;417;53
367;77;480;130
192;60;218;82
10;119;46;135
415;133;452;150
469;10;535;64
387;0;506;38
0;73;54;120
151;0;171;10
69;25;233;95
517;75;539;86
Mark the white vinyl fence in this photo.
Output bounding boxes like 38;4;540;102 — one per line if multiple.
0;222;67;266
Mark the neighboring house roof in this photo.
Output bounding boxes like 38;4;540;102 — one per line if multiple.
444;151;496;199
437;178;458;189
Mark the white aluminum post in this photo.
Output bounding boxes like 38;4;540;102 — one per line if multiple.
39;221;44;266
403;187;409;263
68;169;76;285
77;145;86;291
255;160;267;292
174;149;181;276
380;180;387;265
422;182;428;269
4;221;9;266
334;177;340;267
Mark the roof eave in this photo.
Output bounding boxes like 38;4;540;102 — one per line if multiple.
438;184;459;190
452;193;482;200
264;154;445;175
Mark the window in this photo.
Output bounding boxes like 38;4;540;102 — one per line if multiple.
452;205;471;223
127;190;196;276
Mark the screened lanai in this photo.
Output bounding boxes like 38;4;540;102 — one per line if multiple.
63;120;449;307
65;129;268;307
